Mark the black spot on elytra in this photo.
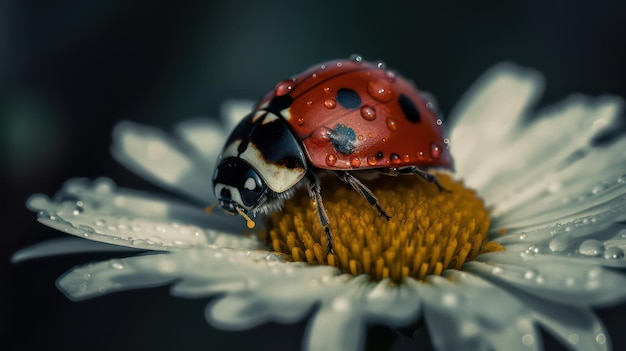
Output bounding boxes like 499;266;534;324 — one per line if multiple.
336;88;362;109
398;94;421;123
329;124;356;154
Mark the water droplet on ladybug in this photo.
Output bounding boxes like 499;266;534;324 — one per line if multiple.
324;99;337;109
320;64;327;70
402;154;411;163
367;80;393;102
436;119;443;126
350;54;363;62
274;80;294;97
381;137;387;143
417;151;427;161
367;155;377;166
367;132;374;138
350;157;361;167
311;73;318;79
326;153;337;166
444;137;450;146
386;118;397;131
336;62;343;67
431;142;443;159
323;87;331;93
360;105;376;121
376;61;386;69
357;134;364;141
306;100;313;107
297;117;305;126
311;127;332;145
390;153;401;165
385;70;396;82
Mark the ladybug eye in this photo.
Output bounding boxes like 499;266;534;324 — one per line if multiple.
244;177;257;191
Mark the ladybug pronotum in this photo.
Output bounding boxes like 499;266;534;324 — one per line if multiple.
212;56;453;253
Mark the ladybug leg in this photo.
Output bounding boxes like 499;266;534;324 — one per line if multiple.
394;166;450;192
305;171;334;254
337;171;391;220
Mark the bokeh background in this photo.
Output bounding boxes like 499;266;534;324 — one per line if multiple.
3;0;626;350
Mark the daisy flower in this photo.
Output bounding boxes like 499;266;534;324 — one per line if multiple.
15;63;626;351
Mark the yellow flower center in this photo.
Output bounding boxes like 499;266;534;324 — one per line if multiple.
266;173;503;282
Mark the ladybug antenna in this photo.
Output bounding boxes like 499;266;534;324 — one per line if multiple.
235;205;256;229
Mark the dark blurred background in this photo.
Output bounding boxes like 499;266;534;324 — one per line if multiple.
3;0;626;350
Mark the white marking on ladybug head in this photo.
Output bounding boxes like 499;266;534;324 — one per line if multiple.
280;107;291;121
239;144;305;193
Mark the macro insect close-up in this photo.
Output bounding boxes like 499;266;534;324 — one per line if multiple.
212;57;453;253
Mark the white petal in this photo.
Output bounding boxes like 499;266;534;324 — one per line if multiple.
509;288;610;351
305;303;364;351
483;97;623;212
421;271;540;351
174;118;226;169
111;121;216;203
11;237;139;263
27;177;257;251
220;100;255;131
467;252;626;306
449;63;543;184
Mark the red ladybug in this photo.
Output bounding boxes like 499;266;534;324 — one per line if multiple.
212;56;453;253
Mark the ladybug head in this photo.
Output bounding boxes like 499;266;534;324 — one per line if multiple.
212;157;268;224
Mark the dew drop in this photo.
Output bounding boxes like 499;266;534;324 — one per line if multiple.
522;334;534;346
360;105;376;121
402;154;411;163
492;266;503;275
603;246;624;259
297;117;305;126
274;80;294;97
549;235;570;252
592;183;606;195
436;119;442;126
306;100;313;106
431;142;443;159
95;219;106;227
417;151;427;161
568;333;580;344
320;64;326;70
350;157;361;168
519;233;527;240
579;239;604;256
385;70;396;82
110;261;124;270
617;174;626;184
324;99;337;109
390;153;402;165
350;54;363;62
376;61;386;69
367;80;393;102
523;270;536;280
325;154;337;166
386;118;397;131
367;156;377;166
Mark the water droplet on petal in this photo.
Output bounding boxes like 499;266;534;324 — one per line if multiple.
274;80;294;97
603;246;624;259
367;80;393;102
579;239;604;256
549;235;570;252
360;105;376;121
592;184;606;195
617;174;626;184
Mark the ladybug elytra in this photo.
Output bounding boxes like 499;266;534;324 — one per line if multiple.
212;57;453;253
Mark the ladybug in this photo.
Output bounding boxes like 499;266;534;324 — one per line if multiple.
212;56;453;253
